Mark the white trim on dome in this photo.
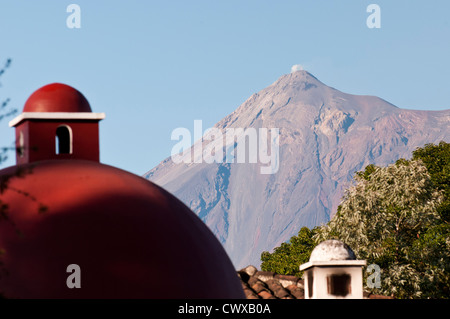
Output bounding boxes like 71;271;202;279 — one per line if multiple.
9;112;106;127
300;260;366;271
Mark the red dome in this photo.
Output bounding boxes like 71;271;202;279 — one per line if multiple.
23;83;92;113
0;160;244;298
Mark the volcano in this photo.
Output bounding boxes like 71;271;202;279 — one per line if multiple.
145;70;450;268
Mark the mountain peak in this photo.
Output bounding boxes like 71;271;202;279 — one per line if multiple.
146;69;450;268
286;69;321;82
268;69;327;94
289;68;314;77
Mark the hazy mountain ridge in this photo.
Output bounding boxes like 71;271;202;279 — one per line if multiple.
145;70;450;268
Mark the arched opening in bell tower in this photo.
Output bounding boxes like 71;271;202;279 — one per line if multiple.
56;125;73;155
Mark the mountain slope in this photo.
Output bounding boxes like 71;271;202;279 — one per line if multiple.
145;70;450;268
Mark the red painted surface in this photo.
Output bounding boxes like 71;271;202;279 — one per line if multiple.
0;160;245;298
1;83;243;298
15;120;100;165
13;83;101;164
23;83;91;113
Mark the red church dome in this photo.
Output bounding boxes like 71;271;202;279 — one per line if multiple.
23;83;92;113
0;160;244;298
1;83;244;299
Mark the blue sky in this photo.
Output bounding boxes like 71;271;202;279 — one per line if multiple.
1;1;449;175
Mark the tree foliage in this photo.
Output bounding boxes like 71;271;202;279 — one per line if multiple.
314;142;450;298
410;141;450;297
260;226;317;277
412;141;450;223
261;142;450;298
1;58;16;165
0;58;13;294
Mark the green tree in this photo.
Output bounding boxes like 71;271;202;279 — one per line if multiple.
314;146;448;298
260;226;317;277
412;141;450;223
410;142;450;297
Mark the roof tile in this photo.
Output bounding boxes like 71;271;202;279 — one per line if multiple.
237;265;391;299
286;284;305;299
254;271;275;283
251;281;269;294
274;274;299;288
258;290;276;299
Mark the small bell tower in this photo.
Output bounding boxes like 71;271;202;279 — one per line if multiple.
9;83;105;164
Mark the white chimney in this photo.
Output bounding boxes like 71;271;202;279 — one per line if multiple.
300;240;366;299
